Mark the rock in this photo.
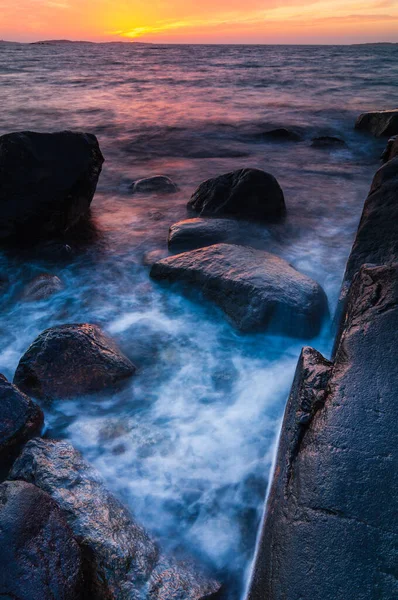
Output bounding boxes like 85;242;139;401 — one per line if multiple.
311;136;346;148
13;323;136;400
10;438;221;600
168;218;240;252
0;480;82;600
257;128;301;142
21;273;64;301
150;243;327;337
130;176;178;194
187;168;285;220
245;264;398;600
142;249;169;266
381;135;398;162
0;374;43;464
355;109;398;137
0;130;104;242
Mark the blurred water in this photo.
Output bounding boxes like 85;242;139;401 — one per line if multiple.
0;41;397;597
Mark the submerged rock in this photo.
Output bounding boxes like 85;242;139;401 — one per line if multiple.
10;438;221;600
151;243;327;337
245;264;398;600
22;273;64;302
0;480;82;600
187;168;285;220
130;176;178;194
311;136;346;148
168;218;240;252
257;128;301;142
355;109;398;137
0;130;104;242
14;323;136;400
0;374;43;464
381;135;398;162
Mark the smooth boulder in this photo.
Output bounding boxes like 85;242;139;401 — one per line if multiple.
151;243;327;337
168;218;240;252
0;480;82;600
355;109;398;137
22;273;64;301
130;176;178;194
257;128;301;142
311;136;346;148
187;168;285;220
10;438;221;600
14;323;136;400
0;130;104;241
0;374;43;463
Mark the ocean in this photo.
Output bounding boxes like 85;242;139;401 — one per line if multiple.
0;41;397;597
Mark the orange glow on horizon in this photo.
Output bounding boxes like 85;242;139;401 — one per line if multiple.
1;0;398;43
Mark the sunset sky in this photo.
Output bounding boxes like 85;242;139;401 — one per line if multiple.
1;0;398;44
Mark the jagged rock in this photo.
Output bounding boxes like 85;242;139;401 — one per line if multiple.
13;323;136;400
130;176;178;194
311;136;346;148
150;243;327;336
257;128;301;142
0;374;43;464
0;131;104;241
0;480;82;600
381;135;398;162
21;273;64;301
10;438;221;600
187;168;285;220
168;218;240;252
245;264;398;600
355;109;398;137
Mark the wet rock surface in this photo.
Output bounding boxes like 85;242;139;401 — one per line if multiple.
311;136;346;148
10;438;221;600
0;480;83;600
257;128;301;142
382;135;398;162
151;243;327;336
355;109;398;137
187;168;285;220
168;218;240;252
0;130;104;242
13;323;136;400
130;176;178;194
21;272;64;301
246;264;398;600
0;374;43;465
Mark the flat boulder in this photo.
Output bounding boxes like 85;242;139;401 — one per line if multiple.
150;243;327;337
168;218;240;252
355;109;398;137
0;480;82;600
311;136;346;148
0;130;104;242
187;168;285;220
10;438;221;600
0;374;43;463
130;176;178;194
22;273;64;301
13;323;136;400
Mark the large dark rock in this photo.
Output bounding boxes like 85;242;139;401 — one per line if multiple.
0;130;104;241
311;136;346;148
22;273;64;301
168;218;240;252
246;264;398;600
0;373;43;464
355;109;398;137
187;168;285;220
151;243;327;336
10;438;221;600
14;323;136;400
0;480;83;600
382;135;398;163
257;128;301;142
130;176;178;194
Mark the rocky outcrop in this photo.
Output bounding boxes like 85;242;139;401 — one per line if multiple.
0;480;83;600
0;130;104;242
355;109;398;137
130;176;178;194
14;323;136;400
151;243;327;336
10;438;221;600
0;374;43;465
21;273;64;301
246;264;398;600
382;135;398;162
168;218;240;252
187;168;285;220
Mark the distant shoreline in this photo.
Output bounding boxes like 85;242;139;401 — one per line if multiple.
0;39;397;47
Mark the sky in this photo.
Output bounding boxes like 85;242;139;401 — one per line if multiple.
1;0;398;44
